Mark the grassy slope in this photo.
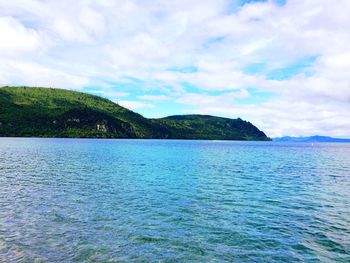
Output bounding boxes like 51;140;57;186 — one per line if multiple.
0;86;270;140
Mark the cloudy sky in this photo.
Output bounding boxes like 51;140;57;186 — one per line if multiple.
1;0;350;138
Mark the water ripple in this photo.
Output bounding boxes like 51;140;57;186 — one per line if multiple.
0;138;349;262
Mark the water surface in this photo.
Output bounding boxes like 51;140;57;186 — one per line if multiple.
0;138;349;262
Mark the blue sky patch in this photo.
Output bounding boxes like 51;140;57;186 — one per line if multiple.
203;36;225;49
243;56;317;80
266;56;317;80
229;0;286;13
243;63;267;75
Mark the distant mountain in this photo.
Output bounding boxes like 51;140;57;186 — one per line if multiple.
273;136;350;143
0;86;270;141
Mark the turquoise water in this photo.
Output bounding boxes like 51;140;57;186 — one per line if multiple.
0;138;349;262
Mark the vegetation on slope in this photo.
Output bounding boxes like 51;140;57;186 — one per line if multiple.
0;86;270;140
0;86;169;138
157;115;269;140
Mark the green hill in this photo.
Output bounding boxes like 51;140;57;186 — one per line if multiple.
0;86;270;140
157;115;269;141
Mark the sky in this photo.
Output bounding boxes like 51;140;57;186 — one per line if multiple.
0;0;350;138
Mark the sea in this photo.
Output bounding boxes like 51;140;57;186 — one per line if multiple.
0;138;349;262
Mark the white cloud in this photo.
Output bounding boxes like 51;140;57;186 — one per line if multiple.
0;0;350;137
0;16;45;54
138;95;170;101
118;100;154;110
0;59;89;89
176;90;249;106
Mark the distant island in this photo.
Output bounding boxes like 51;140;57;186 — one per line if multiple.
0;86;270;141
273;136;350;143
